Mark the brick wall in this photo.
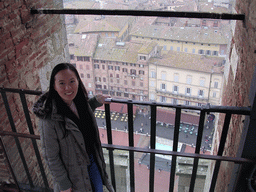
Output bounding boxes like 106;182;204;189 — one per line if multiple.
0;0;69;189
209;0;256;191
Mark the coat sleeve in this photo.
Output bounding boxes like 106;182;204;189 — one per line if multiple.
88;96;103;112
39;119;72;191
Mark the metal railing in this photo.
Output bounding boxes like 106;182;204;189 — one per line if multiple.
0;87;255;192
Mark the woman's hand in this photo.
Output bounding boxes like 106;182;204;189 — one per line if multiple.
61;188;72;192
96;95;111;104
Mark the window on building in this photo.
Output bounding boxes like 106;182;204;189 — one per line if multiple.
139;70;144;75
172;98;178;105
170;46;173;50
184;48;188;52
95;77;101;82
161;83;166;91
163;45;167;50
117;92;122;96
206;50;211;55
115;66;120;71
102;65;105;70
84;57;90;61
198;49;204;54
108;65;113;70
160;96;166;103
151;71;156;78
185;100;190;105
140;56;146;60
124;93;129;97
213;92;217;98
104;85;107;89
103;77;106;82
87;74;90;78
177;47;180;51
96;84;102;89
132;81;135;86
186;76;192;84
139;64;144;68
110;73;113;77
200;78;205;87
80;73;84;78
70;54;74;60
192;49;195;53
117;79;120;84
130;69;136;75
186;87;191;95
214;81;219;88
94;60;99;63
150;81;155;87
174;73;179;82
77;56;83;61
88;83;92;87
173;85;179;93
86;65;90;70
140;82;143;87
94;64;99;69
161;72;166;80
150;93;155;101
80;65;83;69
198;90;204;97
124;80;127;85
116;74;120;78
101;60;105;63
213;51;218;56
123;68;127;72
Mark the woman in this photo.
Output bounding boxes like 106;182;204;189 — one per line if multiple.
33;63;114;192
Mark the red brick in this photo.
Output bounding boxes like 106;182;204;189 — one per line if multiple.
8;12;18;20
20;8;31;24
15;38;29;52
0;9;7;19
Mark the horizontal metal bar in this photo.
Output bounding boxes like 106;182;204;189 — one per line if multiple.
0;131;40;139
0;87;42;95
102;144;256;164
2;130;255;164
0;88;251;115
30;8;245;20
105;98;251;115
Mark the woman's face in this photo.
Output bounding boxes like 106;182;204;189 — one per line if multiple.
54;69;79;105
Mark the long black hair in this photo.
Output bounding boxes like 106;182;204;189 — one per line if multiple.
44;63;88;111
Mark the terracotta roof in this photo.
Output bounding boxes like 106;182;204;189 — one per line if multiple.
68;33;99;56
130;25;229;44
94;38;157;63
148;50;224;74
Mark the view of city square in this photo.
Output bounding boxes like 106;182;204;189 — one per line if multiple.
63;0;233;191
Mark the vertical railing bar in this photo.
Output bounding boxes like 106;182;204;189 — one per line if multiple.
0;137;21;191
128;102;135;192
169;107;181;192
209;113;232;192
149;104;157;192
19;93;50;189
189;110;206;192
104;103;116;191
1;91;34;188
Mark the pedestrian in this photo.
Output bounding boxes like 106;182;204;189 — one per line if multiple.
33;63;114;192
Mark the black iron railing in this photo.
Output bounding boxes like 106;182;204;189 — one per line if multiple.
0;87;255;192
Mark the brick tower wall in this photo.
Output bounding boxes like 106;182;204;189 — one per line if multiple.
0;0;69;188
210;0;256;191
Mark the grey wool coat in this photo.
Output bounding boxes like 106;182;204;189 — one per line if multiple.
33;93;114;192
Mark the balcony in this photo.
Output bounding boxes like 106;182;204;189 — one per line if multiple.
156;89;208;102
0;87;255;192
